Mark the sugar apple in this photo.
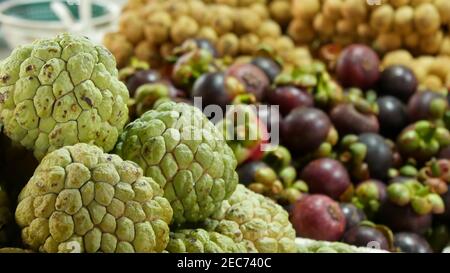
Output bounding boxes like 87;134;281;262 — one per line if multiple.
0;182;14;247
0;33;129;160
296;238;388;253
15;143;173;253
166;228;248;253
203;184;296;253
115;101;238;225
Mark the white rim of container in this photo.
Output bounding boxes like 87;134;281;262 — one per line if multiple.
0;0;119;30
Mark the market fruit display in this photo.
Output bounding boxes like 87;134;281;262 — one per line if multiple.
0;33;129;160
104;0;312;69
290;0;450;56
1;0;450;254
15;143;173;253
115;101;238;225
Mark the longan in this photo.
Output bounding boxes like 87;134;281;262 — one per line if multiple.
394;6;414;34
257;20;282;38
375;33;402;53
292;0;321;20
239;33;260;55
196;27;219;44
313;13;335;36
170;15;199;45
414;3;441;35
370;5;394;34
269;0;292;27
217;33;240;57
145;11;171;44
434;0;450;24
340;0;367;22
323;0;342;21
419;31;444;54
119;12;144;45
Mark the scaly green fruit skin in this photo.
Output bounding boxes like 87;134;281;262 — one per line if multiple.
15;143;173;253
296;239;385;253
204;185;296;253
166;228;248;253
115;101;238;225
0;33;129;160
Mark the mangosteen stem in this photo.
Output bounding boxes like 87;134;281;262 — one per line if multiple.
415;121;436;143
430;159;441;177
430;99;447;120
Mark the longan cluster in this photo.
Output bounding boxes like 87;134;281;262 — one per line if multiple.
382;50;450;92
104;0;310;69
203;0;292;28
289;0;450;55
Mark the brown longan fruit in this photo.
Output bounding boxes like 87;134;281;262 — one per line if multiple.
234;8;262;34
292;0;320;20
423;74;443;90
381;50;413;68
370;5;394;34
404;33;419;49
357;24;373;40
434;0;450;24
337;19;355;35
217;33;240;57
196;27;219;44
374;33;402;53
323;0;342;21
239;33;260;55
287;19;315;44
419;31;444;54
414;3;441;35
188;0;208;24
428;56;450;80
145;11;172;44
269;0;292;27
250;3;270;20
273;36;295;53
171;15;199;45
313;13;335;36
283;47;313;67
257;20;282;38
340;0;367;22
141;2;163;18
439;37;450;56
119;11;145;45
163;0;189;19
207;7;234;35
124;0;148;11
260;37;278;52
135;40;162;67
103;32;134;68
394;6;414;34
